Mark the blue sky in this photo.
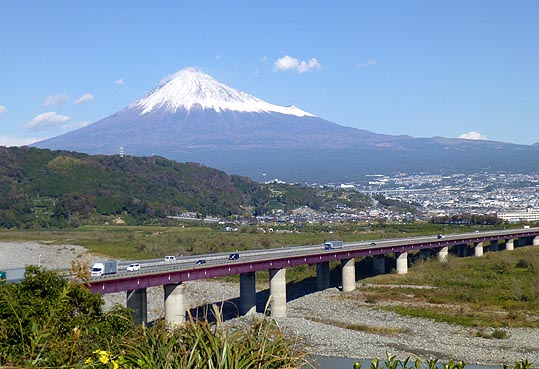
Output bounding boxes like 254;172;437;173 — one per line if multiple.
1;1;538;146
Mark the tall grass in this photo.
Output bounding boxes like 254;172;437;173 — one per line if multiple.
352;353;532;369
361;247;539;327
117;305;309;369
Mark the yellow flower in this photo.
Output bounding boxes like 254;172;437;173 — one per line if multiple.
112;360;119;369
85;357;93;364
99;354;110;364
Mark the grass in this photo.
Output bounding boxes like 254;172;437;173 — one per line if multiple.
357;246;539;328
378;305;479;327
306;316;409;336
0;222;513;260
0;225;329;260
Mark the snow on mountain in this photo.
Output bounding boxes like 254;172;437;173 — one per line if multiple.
130;67;315;117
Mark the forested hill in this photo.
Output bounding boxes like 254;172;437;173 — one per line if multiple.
0;146;325;228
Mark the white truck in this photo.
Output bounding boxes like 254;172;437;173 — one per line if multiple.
90;261;118;276
324;240;344;250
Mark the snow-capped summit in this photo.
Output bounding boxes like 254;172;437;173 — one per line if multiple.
131;67;315;117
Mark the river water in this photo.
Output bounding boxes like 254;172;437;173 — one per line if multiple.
309;356;503;369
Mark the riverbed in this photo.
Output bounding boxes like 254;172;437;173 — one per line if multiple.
2;242;538;366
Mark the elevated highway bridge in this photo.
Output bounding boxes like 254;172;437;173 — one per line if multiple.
88;227;539;325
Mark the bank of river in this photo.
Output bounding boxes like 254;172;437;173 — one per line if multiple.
2;242;539;366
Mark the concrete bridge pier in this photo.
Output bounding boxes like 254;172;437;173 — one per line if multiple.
341;258;356;292
506;239;514;251
269;268;287;318
474;242;484;257
240;272;256;316
372;255;385;274
490;240;499;251
534;236;539;246
436;246;448;263
164;283;185;326
127;288;147;326
316;262;330;291
396;252;408;274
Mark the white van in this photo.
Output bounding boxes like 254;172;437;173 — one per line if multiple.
126;263;140;271
165;256;177;262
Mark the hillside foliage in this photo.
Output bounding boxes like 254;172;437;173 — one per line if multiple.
0;146;354;229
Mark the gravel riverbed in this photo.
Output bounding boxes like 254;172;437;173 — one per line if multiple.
2;242;538;366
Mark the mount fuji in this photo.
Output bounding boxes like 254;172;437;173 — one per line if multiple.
33;68;539;182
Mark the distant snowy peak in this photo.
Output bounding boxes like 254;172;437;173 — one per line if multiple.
131;67;315;117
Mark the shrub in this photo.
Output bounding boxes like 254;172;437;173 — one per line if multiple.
364;294;378;304
118;306;308;369
516;259;530;269
475;328;508;339
0;265;133;368
492;328;509;339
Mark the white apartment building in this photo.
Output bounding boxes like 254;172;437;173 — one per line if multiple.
497;208;539;222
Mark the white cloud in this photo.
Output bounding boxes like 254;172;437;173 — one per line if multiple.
0;135;37;147
0;105;7;114
42;93;69;107
356;59;377;69
459;131;488;140
24;112;71;131
69;121;91;130
274;55;321;73
115;78;125;85
74;93;94;104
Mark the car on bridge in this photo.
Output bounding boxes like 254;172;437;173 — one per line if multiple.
229;253;240;260
126;263;140;272
437;234;444;239
195;259;206;265
164;256;177;262
324;241;344;250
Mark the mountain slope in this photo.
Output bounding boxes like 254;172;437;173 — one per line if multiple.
32;68;539;182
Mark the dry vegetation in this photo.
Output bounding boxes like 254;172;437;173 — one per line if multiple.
348;246;539;328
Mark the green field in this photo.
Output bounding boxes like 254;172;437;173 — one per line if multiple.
0;222;509;259
355;245;539;328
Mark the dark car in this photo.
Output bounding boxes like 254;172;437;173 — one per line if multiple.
437;234;444;239
370;242;376;247
195;259;206;265
229;253;240;260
